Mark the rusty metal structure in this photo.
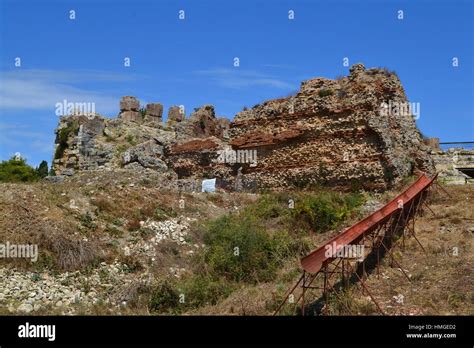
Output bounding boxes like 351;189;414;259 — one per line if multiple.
273;173;439;316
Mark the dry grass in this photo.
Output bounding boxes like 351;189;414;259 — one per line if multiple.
197;184;473;316
43;233;101;270
1;173;470;316
0;173;255;276
296;184;474;316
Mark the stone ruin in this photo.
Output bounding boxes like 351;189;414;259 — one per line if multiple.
52;63;435;191
52;97;230;178
423;139;474;185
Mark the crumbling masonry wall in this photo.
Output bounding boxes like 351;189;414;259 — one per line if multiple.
52;64;434;191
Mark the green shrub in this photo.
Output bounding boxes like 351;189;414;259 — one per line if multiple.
31;274;41;282
318;88;334;97
147;190;361;313
36;160;49;178
201;214;297;283
0;157;40;183
105;224;123;237
179;275;235;308
79;212;97;230
292;192;363;232
243;194;286;220
54;121;79;159
149;278;180;313
112;218;124;227
154;207;177;221
125;134;136;145
148;275;234;314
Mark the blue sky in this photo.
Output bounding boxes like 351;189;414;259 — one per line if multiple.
0;0;473;167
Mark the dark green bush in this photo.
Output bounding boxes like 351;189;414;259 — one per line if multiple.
36;160;49;178
55;121;79;159
292;192;363;232
318;88;334;97
200;214;304;283
79;212;97;230
178;275;235;308
154;207;177;221
148;190;362;313
0;157;40;183
149;275;234;314
149;279;180;313
201;215;275;282
243;194;286;219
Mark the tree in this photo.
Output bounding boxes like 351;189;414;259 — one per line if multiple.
36;160;49;178
0;157;39;183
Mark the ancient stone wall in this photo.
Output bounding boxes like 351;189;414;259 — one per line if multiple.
224;63;434;190
431;148;474;184
52;64;434;191
53;97;230;176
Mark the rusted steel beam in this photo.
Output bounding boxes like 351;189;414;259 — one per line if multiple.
272;273;305;316
406;223;426;253
273;173;437;316
345;261;385;315
301;174;437;275
380;239;411;282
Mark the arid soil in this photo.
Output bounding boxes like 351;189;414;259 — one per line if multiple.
0;174;472;315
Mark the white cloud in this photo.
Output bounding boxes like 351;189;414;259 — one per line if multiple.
0;69;143;114
193;68;293;89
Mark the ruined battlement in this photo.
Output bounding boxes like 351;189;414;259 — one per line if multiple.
52;64;434;191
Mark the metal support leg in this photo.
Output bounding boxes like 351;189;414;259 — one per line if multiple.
301;271;306;316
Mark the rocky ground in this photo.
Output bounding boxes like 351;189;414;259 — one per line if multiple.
0;173;472;315
0;171;256;314
365;184;473;315
0;261;135;314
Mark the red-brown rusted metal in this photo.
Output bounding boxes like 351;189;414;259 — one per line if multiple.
273;173;438;316
300;173;437;275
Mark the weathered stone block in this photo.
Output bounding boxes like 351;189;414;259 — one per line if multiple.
122;140;166;171
120;96;139;111
120;111;141;123
146;103;163;118
167;106;185;125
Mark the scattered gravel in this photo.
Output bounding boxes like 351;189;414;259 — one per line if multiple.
0;261;132;314
143;217;193;245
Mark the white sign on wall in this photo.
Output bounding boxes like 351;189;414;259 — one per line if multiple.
202;178;216;193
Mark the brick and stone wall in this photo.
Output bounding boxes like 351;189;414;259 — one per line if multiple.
52;64;434;191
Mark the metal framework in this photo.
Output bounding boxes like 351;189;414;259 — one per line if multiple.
273;173;438;316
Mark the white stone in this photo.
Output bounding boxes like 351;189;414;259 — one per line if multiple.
17;303;33;313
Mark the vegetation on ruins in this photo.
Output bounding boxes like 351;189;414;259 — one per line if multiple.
139;107;147;118
54;120;79;160
147;190;364;313
318;88;334;97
